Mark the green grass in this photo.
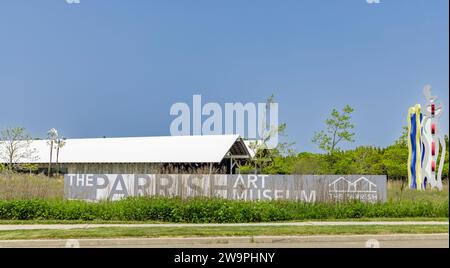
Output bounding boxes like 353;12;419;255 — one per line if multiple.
0;217;448;225
0;225;447;240
388;180;449;203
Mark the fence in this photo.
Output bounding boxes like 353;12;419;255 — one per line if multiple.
64;174;387;203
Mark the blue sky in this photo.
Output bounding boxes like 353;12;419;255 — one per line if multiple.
0;0;448;153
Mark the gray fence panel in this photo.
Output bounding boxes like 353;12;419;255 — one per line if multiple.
64;174;387;203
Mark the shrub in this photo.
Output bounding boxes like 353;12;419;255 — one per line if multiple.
0;197;447;222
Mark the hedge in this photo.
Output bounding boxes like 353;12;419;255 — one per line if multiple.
0;197;447;222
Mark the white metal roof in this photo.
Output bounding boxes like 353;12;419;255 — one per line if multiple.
0;134;250;164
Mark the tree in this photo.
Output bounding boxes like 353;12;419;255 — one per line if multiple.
21;163;39;174
442;135;449;181
0;127;38;170
396;126;408;147
312;105;355;165
54;137;66;175
380;127;409;181
382;145;408;180
292;152;328;175
263;155;297;174
333;146;384;175
46;128;58;177
243;95;294;174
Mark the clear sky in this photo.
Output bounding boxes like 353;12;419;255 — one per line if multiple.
0;0;448;153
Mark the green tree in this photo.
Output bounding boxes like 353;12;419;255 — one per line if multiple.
263;155;297;174
382;146;408;180
381;127;409;181
332;146;384;175
312;105;355;166
243;95;294;174
292;152;328;175
397;126;409;147
442;135;449;181
19;163;39;174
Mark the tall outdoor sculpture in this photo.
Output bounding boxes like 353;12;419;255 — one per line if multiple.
407;85;445;191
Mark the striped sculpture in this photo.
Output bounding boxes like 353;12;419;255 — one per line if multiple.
407;85;445;191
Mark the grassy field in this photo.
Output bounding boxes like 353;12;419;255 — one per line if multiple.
388;180;449;203
0;173;63;200
0;225;447;240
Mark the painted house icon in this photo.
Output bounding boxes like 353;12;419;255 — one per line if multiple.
353;177;377;193
328;177;352;193
329;177;377;193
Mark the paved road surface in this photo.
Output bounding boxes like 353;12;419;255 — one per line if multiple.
0;234;447;248
0;221;447;231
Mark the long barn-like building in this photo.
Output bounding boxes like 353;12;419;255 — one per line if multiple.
1;135;254;174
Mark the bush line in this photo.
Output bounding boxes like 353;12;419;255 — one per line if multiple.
0;197;448;222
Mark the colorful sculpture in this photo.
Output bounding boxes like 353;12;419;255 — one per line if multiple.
407;85;445;191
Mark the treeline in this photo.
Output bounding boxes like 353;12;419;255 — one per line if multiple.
241;103;449;181
261;135;449;181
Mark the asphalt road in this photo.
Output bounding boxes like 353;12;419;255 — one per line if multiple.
0;234;448;248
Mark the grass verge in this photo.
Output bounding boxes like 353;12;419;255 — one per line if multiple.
0;225;447;240
0;217;448;225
